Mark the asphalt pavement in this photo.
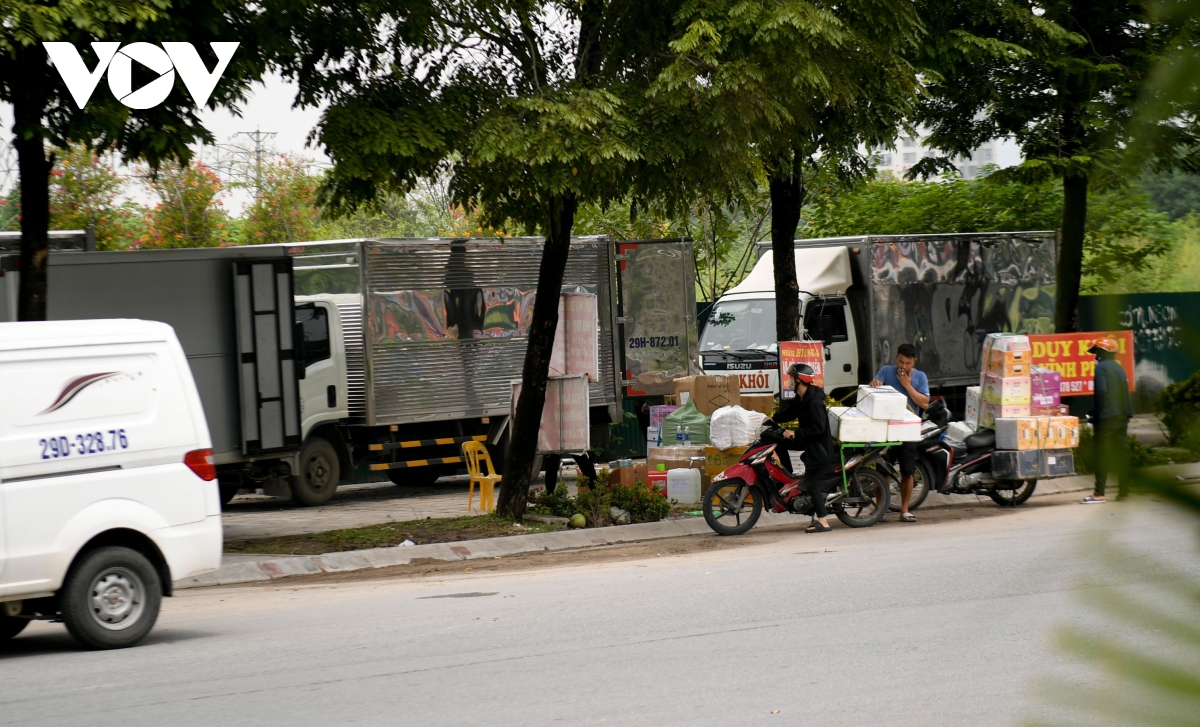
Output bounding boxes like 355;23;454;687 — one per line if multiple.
3;495;1197;727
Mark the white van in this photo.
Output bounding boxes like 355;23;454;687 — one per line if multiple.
0;319;222;649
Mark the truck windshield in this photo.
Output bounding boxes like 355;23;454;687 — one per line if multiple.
700;299;777;352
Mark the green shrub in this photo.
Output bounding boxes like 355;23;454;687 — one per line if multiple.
537;483;577;518
611;482;672;523
533;477;670;526
1077;424;1173;475
1155;371;1200;451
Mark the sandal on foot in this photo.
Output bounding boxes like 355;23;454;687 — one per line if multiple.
1081;495;1107;504
806;522;831;533
900;512;916;522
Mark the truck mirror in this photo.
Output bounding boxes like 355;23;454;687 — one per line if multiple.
817;315;834;345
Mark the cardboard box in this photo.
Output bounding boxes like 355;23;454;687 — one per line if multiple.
1030;366;1062;409
994;417;1041;450
704;445;747;480
1041;449;1076;477
887;411;924;442
673;375;741;416
1050;416;1080;449
855;385;910;420
986;348;1032;377
980;401;1032;429
1031;404;1070;417
980;333;1032;388
649;405;678;429
982;375;1032;406
965;386;981;429
992;449;1040;479
739;393;776;416
829;407;889;442
649;445;706;477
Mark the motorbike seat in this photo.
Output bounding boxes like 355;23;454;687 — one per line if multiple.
965;429;996;451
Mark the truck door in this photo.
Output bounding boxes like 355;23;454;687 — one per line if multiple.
804;296;858;391
295;301;347;439
233;260;302;453
616;239;698;396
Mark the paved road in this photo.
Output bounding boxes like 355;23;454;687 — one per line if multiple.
3;497;1197;727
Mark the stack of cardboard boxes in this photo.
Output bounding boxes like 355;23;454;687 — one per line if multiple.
957;333;1080;478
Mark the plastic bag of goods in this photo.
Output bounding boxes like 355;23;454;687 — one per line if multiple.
709;405;767;451
661;399;711;446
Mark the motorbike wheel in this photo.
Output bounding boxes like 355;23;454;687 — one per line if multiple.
888;462;932;512
989;480;1037;507
835;468;890;528
702;479;763;536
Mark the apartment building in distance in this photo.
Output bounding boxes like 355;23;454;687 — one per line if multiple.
870;134;999;179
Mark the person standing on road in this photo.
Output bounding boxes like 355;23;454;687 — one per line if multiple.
870;343;930;523
774;363;837;533
1082;336;1133;504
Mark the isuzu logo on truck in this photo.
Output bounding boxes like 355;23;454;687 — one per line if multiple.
44;41;239;110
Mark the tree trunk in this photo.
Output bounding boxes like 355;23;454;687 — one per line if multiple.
496;193;578;519
11;45;53;322
1055;172;1088;333
769;153;803;343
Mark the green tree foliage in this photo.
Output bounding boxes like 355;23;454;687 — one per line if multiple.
658;0;924;341
1137;170;1200;220
242;155;322;245
48;143;143;250
138;162;231;248
806;174;1177;295
912;1;1198;332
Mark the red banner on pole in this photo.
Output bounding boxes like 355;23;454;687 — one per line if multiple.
778;341;825;398
1027;331;1135;396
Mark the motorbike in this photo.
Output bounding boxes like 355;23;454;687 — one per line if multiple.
899;400;1038;508
702;419;892;535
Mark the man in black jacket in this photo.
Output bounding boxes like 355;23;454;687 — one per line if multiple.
774;363;836;533
1082;336;1134;503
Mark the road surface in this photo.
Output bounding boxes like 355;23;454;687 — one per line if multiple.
3;495;1196;726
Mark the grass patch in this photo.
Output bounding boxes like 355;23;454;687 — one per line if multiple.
224;514;564;556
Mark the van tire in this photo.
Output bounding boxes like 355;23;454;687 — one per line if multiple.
1;615;28;642
291;436;341;506
61;546;162;650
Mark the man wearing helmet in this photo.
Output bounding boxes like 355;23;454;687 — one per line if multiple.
774;362;837;533
1081;336;1133;504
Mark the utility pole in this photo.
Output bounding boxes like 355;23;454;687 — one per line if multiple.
234;128;277;201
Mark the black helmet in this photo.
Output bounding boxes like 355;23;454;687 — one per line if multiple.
787;362;817;384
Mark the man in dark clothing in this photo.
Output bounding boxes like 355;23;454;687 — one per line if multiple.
1082;336;1134;503
774;363;837;533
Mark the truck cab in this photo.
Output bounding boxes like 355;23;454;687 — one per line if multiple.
700;246;860;396
294;294;354;439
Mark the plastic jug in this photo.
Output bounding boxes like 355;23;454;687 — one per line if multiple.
666;468;702;506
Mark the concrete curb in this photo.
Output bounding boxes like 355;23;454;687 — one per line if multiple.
180;465;1200;590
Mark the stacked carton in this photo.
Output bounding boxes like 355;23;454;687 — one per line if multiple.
978;333;1079;478
827;386;922;444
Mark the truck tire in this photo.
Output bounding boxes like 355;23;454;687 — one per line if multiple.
0;614;28;642
60;546;162;650
291;436;341;506
218;482;240;507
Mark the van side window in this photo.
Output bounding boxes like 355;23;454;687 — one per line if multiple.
296;305;331;368
803;299;849;343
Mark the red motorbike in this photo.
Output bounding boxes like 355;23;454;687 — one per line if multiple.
702;419;892;535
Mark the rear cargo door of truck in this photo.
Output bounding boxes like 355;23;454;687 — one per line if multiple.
616;239;698;396
233;259;302;453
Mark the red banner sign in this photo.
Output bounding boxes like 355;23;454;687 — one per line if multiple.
1027;331;1135;396
778;341;825;398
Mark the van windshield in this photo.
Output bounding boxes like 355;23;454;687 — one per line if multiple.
700;299;777;352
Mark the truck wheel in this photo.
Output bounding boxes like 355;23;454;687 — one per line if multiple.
291;436;341;506
60;546;162;650
0;615;28;642
218;482;240;507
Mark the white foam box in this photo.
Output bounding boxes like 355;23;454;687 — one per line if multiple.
887;411;923;442
945;420;977;443
855;385;909;420
965;386;981;429
994;417;1042;451
829;407;889;443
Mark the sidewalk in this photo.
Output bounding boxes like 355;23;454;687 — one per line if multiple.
178;462;1200;590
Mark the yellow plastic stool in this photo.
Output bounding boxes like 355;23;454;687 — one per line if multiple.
462;441;501;513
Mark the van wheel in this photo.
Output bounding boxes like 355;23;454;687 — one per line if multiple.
1;615;28;642
291;436;341;506
61;546;162;650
